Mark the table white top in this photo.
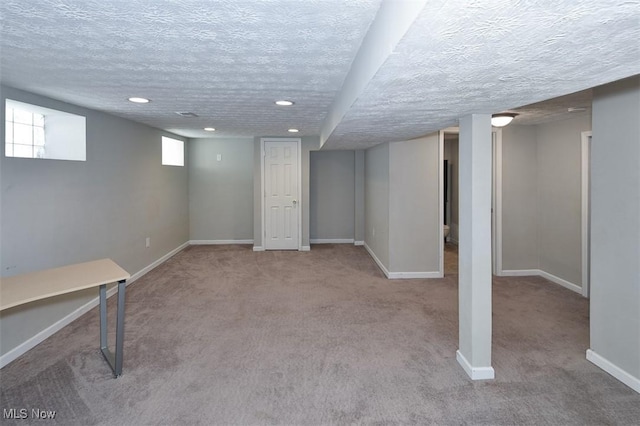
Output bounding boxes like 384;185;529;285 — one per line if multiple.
0;259;130;311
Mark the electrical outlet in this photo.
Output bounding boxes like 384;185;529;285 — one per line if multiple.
216;154;222;161
145;237;150;248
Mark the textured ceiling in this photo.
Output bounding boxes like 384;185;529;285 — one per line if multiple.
323;0;640;149
1;0;638;148
0;0;382;138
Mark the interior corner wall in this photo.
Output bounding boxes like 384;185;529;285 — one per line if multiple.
189;137;254;241
536;114;591;286
310;150;355;240
501;124;539;270
0;86;189;357
364;142;390;268
389;134;440;273
590;76;640;383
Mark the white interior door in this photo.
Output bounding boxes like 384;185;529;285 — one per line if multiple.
264;139;300;250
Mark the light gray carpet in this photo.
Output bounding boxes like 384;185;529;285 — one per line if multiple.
1;244;639;425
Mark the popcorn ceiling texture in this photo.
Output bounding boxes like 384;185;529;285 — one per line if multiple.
0;0;381;139
323;0;640;149
0;0;638;148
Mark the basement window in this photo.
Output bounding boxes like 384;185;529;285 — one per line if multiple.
162;136;184;166
4;99;86;161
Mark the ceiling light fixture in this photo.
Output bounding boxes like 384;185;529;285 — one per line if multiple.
568;107;587;113
275;100;294;106
288;128;299;133
128;97;150;104
204;127;216;132
491;112;518;127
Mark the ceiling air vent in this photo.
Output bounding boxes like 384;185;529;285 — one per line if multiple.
175;112;199;118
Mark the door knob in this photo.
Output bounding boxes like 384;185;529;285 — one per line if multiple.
292;200;297;205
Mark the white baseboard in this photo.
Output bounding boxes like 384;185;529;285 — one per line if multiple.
501;269;540;277
537;270;582;294
310;239;354;244
252;246;265;252
587;349;640;393
363;242;441;279
300;246;311;252
190;239;253;245
456;350;495;380
501;269;582;295
364;242;391;278
0;241;190;369
387;271;443;279
354;240;364;246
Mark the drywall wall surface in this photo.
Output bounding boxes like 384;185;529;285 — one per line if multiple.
310;150;355;240
443;135;459;241
354;150;365;242
302;136;321;247
590;76;640;380
501;124;539;270
0;86;189;356
537;114;590;286
365;142;390;268
189;137;253;241
389;134;440;273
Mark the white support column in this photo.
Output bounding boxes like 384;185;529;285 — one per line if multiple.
457;114;495;380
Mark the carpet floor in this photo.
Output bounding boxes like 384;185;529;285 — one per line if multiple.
1;244;638;425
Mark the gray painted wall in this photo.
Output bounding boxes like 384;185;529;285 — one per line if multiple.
310;150;355;240
354;150;365;243
500;115;590;286
502;124;539;270
364;142;390;268
189;138;253;241
389;135;440;273
590;76;640;380
537;115;590;285
0;86;189;356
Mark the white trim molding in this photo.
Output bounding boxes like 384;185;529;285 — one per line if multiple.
581;131;591;298
0;241;190;369
492;129;503;276
300;245;311;252
501;269;582;294
252;246;265;252
190;239;253;245
587;349;640;393
438;130;445;278
456;350;495;380
310;238;354;244
364;242;391;278
354;240;365;246
364;242;441;279
387;271;442;279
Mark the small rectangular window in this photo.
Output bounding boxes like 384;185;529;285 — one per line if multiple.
4;99;86;161
162;136;184;166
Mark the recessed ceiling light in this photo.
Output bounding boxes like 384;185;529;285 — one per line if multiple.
275;100;294;106
204;127;216;132
128;97;150;104
288;128;299;133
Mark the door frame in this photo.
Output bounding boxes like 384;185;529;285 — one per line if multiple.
260;137;303;250
581;131;591;297
492;129;503;276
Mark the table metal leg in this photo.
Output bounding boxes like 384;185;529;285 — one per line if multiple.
99;280;126;378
